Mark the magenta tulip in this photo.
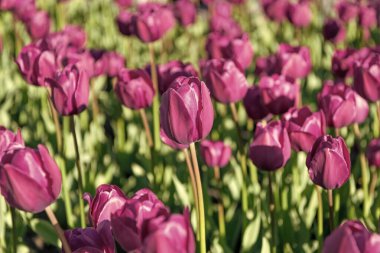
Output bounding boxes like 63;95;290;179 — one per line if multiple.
0;127;24;162
209;15;242;39
90;49;107;77
104;52;125;77
114;68;155;110
276;44;312;79
160;76;214;145
306;135;350;189
223;33;254;70
323;19;346;44
205;32;230;60
116;11;134;36
62;25;87;49
201;59;248;103
363;234;380;253
287;2;312;27
249;120;291;171
261;0;289;23
255;55;278;77
160;128;189;150
210;0;232;18
200;140;232;168
0;145;62;213
332;48;370;80
366;139;380;168
243;86;271;121
336;1;359;23
359;5;377;29
25;10;50;40
173;0;197;27
115;0;132;8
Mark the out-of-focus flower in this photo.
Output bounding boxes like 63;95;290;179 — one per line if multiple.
173;0;197;27
0;145;61;213
261;0;289;23
114;68;155;110
323;19;346;44
209;15;242;38
160;76;214;145
255;55;278;77
223;33;254;70
90;49;107;77
205;32;230;60
332;48;370;80
249;120;291;171
276;44;312;79
336;1;359;23
243;86;271;121
0;127;24;162
200;140;232;168
366;139;380;168
104;51;125;77
114;0;132;8
306;135;350;189
359;5;377;29
287;2;312;27
25;10;50;40
210;0;232;18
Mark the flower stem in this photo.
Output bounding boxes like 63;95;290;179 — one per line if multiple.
10;207;17;253
316;186;323;251
69;116;86;228
268;172;277;253
214;166;226;240
328;189;334;231
90;81;100;122
370;168;378;199
189;143;206;253
139;109;153;147
45;206;72;253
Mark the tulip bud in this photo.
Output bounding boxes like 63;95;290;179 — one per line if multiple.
353;51;380;102
209;15;242;38
249;120;291;171
90;49;107;77
47;64;90;116
306;135;350;189
205;33;230;60
200;140;232;168
323;19;346;44
0;127;24;162
60;49;95;78
0;145;62;213
258;74;299;115
25;10;51;40
223;33;254;70
114;68;155;110
323;220;370;253
243;86;271;121
366;139;380;168
201;59;248;103
287;3;312;27
283;107;326;152
116;11;134;36
276;44;312;79
104;52;125;77
210;0;232;18
160;76;214;145
173;0;197;27
84;184;128;228
64;223;115;253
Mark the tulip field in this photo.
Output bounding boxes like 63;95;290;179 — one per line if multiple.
1;0;380;252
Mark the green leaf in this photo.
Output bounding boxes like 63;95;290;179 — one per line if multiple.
29;218;59;247
172;175;190;207
261;237;270;253
242;215;261;251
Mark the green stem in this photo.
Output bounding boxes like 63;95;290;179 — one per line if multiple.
369;168;378;200
328;189;334;231
360;153;369;217
149;43;161;151
70;116;86;228
316;186;323;251
10;207;17;253
116;118;125;151
214;166;226;240
190;143;206;253
268;172;277;253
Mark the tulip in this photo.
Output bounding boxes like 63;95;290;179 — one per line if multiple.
160;76;214;145
209;15;242;39
0;145;62;213
59;49;95;78
261;0;289;23
64;223;115;253
13;1;36;22
114;68;155;110
115;0;132;8
336;1;359;23
116;11;134;36
243;86;271;121
210;0;232;18
201;59;248;103
323;19;346;44
173;0;197;27
318;81;369;128
359;6;377;29
287;3;312;28
0;127;24;162
104;52;125;77
283;107;326;152
249;120;291;171
142;209;196;253
353;51;380;102
62;25;87;49
223;33;254;70
323;220;370;253
258;74;299;115
306;135;350;189
276;44;312;79
205;32;230;60
83;184;128;228
25;10;50;40
160;128;189;150
364;234;380;253
332;48;370;80
200;140;232;168
90;49;107;77
47;64;90;116
366;138;380;168
254;55;278;77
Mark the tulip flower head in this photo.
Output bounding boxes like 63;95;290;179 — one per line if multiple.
200;140;232;168
243;86;271;121
366;139;380;168
0;127;24;162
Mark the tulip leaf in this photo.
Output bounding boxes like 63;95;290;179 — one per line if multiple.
30;218;59;247
242;214;261;251
172;175;190;207
261;237;270;253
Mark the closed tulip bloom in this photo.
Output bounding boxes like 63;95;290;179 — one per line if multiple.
210;0;233;18
366;139;380;168
200;140;231;168
258;75;299;115
0;145;62;213
84;184;128;228
209;15;242;38
173;0;197;27
201;59;248;103
90;49;107;77
142;209;196;253
283;107;326;152
287;3;312;27
359;6;377;29
249;120;291;171
332;48;370;79
64;223;115;253
243;86;271;121
353;51;380;102
160;76;214;145
276;44;312;79
62;25;87;49
0;127;24;162
13;0;36;22
323;220;370;253
116;11;134;36
323;19;346;44
318;81;369;128
47;64;90;116
104;52;125;77
60;49;95;78
25;11;50;40
336;1;359;23
306;135;350;189
205;33;230;60
223;33;254;70
114;68;155;110
261;0;289;23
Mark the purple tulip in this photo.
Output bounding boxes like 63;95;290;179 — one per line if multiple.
287;2;312;27
200;140;232;168
276;44;312;79
205;32;230;60
209;15;242;39
84;184;128;228
255;55;278;77
160;76;214;145
160;128;189;150
115;0;132;8
332;48;370;80
243;86;271;121
25;10;50;40
12;0;36;22
261;0;289;23
323;19;346;44
366;139;380;168
336;1;359;23
90;49;107;77
201;59;248;103
249;120;291;171
114;68;155;110
323;220;370;253
142;209;196;253
353;51;380;102
47;64;90;116
306;135;350;189
0;145;62;213
104;52;125;77
283;107;326;152
62;25;87;49
223;33;254;70
173;0;197;27
116;11;134;36
318;81;369;128
258;75;299;115
359;5;377;29
64;223;115;253
363;234;380;253
111;189;169;252
0;0;19;10
210;0;233;18
59;49;95;78
0;127;24;162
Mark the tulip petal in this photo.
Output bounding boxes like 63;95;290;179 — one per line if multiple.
249;145;284;171
197;83;214;141
290;131;317;152
332;100;356;128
